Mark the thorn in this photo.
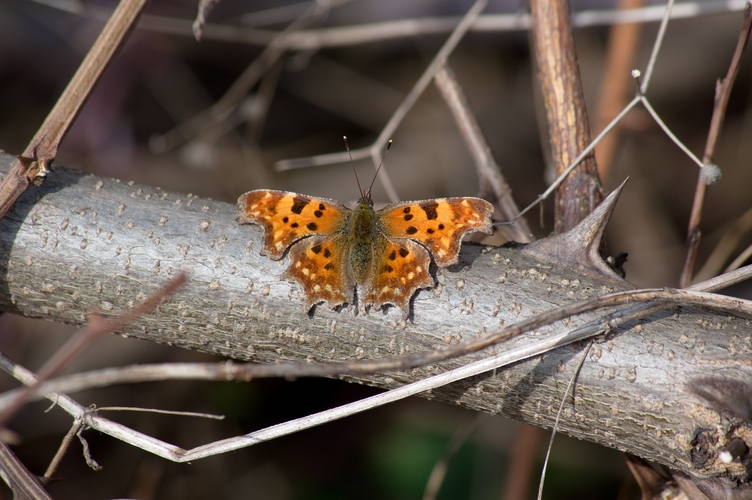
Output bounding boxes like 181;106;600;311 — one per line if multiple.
522;178;630;282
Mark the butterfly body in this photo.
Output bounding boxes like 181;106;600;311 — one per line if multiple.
238;189;493;318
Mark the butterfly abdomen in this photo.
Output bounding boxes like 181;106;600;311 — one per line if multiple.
348;200;377;283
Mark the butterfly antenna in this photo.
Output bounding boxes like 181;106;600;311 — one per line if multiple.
344;136;363;198
367;140;392;197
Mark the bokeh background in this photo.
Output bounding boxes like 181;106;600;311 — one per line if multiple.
1;0;751;498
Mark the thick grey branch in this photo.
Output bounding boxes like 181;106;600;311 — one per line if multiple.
0;153;749;483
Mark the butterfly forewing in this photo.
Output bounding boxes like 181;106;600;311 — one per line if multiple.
238;190;349;259
378;197;494;266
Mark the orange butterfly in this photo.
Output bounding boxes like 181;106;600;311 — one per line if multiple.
237;186;493;319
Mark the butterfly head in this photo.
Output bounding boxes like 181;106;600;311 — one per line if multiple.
344;136;391;209
358;188;374;207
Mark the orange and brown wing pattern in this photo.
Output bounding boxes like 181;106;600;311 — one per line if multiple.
361;237;433;316
284;234;353;310
238;190;349;259
378;198;494;266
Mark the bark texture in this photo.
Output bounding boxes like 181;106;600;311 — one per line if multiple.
0;153;749;483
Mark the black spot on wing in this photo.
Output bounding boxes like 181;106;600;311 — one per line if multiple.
406;226;418;235
404;214;413;221
388;250;397;260
323;248;332;258
398;247;409;258
307;222;318;231
282;216;289;223
291;196;310;214
311;244;322;254
314;210;323;218
420;201;439;220
291;222;299;228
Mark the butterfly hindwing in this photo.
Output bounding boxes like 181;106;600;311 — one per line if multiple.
361;237;433;312
378;197;494;266
238;190;349;259
285;234;354;310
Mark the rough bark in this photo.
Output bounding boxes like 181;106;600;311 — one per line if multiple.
0;153;749;483
530;0;603;232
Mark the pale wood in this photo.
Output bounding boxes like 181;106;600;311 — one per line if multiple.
0;153;749;481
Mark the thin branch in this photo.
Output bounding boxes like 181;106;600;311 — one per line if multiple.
536;340;593;500
515;96;641;222
639;95;704;167
694;205;752;281
640;0;676;94
530;0;603;232
680;3;752;287
0;0;149;219
501;424;546;500
44;419;82;480
274;0;489;202
725;241;752;273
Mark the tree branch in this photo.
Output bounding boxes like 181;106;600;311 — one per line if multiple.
0;153;750;482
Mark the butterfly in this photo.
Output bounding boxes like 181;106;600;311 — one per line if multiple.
238;169;493;319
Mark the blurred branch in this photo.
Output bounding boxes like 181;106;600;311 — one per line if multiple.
150;1;331;153
276;0;488;203
594;0;645;180
0;0;149;220
55;0;750;48
433;64;533;242
680;3;752;287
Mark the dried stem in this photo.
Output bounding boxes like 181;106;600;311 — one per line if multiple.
44;420;83;480
679;3;752;287
0;0;149;220
421;415;482;500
